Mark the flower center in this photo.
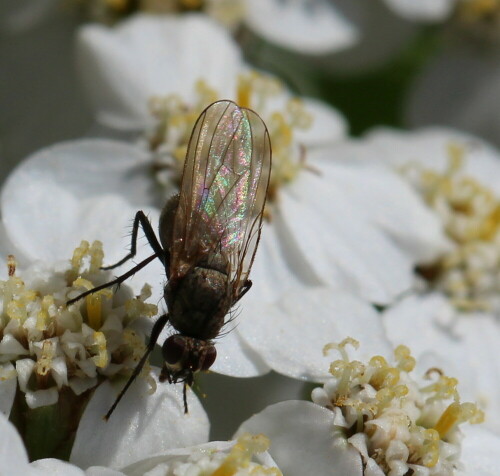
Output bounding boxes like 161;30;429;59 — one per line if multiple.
401;144;500;312
0;240;157;409
148;71;313;207
312;338;484;474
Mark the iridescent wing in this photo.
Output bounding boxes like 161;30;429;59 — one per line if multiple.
169;100;271;296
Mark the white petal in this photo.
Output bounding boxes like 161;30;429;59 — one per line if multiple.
244;0;358;54
86;468;125;476
0;412;34;476
279;170;414;304
0;363;17;416
236;400;363;476
209;327;270;377
459;426;500;476
314;143;451;262
382;0;454;21
297;97;348;146
30;459;86;476
77;14;242;129
1;139;154;210
70;368;209;469
382;293;500;434
238;288;393;380
25;387;59;409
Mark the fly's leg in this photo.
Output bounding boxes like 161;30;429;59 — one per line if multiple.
104;313;170;421
101;211;165;270
66;253;157;305
235;279;252;303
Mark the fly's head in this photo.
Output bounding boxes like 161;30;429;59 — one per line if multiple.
161;334;217;385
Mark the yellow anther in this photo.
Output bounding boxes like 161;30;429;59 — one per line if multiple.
86;294;103;331
91;331;108;368
434;402;462;438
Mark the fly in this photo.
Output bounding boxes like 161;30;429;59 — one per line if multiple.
67;100;271;419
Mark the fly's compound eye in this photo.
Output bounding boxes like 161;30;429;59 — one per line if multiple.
162;335;186;366
201;345;217;371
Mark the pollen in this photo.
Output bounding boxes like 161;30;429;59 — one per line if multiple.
312;339;484;474
0;241;156;409
147;71;314;207
402;143;500;312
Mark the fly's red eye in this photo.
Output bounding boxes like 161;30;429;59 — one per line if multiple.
162;335;186;365
201;345;217;371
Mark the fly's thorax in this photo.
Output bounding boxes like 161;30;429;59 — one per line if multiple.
158;193;180;252
162;334;217;379
164;264;231;339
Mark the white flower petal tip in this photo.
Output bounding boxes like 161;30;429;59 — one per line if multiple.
209;328;271;378
238;288;393;381
236;401;363;476
70;368;209;470
383;0;455;21
244;0;359;54
76;14;242;130
30;458;86;475
121;434;281;476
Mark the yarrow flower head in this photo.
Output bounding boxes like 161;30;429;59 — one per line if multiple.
1;240;158;459
148;71;313;205
311;338;484;475
399;143;500;312
2;240;157;409
123;433;282;475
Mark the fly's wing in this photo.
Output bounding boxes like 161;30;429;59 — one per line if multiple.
169;100;271;296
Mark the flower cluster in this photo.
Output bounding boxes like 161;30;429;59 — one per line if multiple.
401;144;500;312
0;240;156;410
312;338;483;475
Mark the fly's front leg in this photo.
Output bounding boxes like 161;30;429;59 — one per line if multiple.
104;313;170;421
101;210;165;270
66;253;157;305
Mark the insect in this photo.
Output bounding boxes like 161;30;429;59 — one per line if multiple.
67;100;271;418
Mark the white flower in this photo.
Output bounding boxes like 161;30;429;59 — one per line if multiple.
118;433;282;476
236;340;495;476
0;184;209;466
76;13;345;133
362;126;500;434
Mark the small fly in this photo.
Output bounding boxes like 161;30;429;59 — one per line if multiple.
67;100;271;419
